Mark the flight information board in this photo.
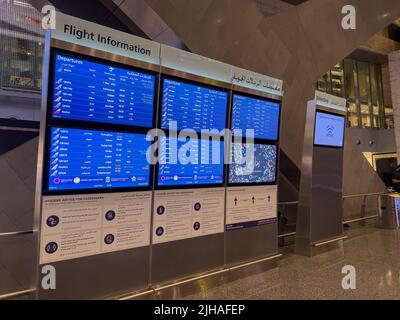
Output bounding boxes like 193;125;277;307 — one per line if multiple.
47;127;151;191
157;137;225;187
51;53;156;127
231;94;280;140
314;111;345;148
161;78;228;132
229;143;277;185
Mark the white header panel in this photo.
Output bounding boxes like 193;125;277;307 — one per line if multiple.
315;90;347;112
160;44;232;83
231;66;283;96
53;12;160;65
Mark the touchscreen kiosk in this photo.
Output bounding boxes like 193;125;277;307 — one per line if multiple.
46;127;151;192
314;111;345;148
51;52;156;127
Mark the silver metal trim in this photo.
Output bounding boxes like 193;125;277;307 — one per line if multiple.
278;201;299;206
0;231;33;237
278;232;296;239
0;126;39;133
51;39;160;72
0;289;35;300
232;84;282;101
342;192;388;199
343;215;379;224
312;236;348;247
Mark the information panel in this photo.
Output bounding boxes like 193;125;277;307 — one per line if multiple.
226;186;277;231
153;188;225;244
231;94;280;140
157;137;224;187
314;111;345;148
229;143;277;185
40;191;152;264
51;53;156;127
47;127;151;192
161;78;228;132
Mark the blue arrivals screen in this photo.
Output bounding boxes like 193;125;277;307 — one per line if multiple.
161;78;228;132
231;94;280;140
229;143;277;184
157;137;224;187
51;53;156;127
314;111;345;148
48;127;151;191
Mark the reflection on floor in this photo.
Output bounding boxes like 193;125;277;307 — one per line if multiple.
180;225;400;300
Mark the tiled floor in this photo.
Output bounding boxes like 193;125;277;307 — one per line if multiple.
182;226;400;300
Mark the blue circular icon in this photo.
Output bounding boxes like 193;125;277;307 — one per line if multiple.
46;215;59;227
193;222;201;231
104;234;115;245
156;227;164;237
45;242;58;254
157;206;166;215
105;210;116;221
194;203;202;212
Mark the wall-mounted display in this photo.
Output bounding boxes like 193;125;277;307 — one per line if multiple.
157;137;225;187
46;127;151;192
160;77;228;132
229;143;277;185
51;52;156;128
231;93;280;140
314;111;345;148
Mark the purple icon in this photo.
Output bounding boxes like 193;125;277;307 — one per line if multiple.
156;227;164;237
157;206;166;215
194;203;201;212
104;234;115;245
105;210;116;221
46;215;59;228
45;242;58;254
193;222;201;231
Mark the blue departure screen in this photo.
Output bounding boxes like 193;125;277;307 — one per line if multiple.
48;127;151;191
157;137;224;187
161;78;228;132
51;53;156;127
314;111;345;148
231;94;280;140
229;143;277;184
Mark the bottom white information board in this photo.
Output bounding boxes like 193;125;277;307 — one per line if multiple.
226;186;277;231
39;192;152;264
153;188;225;244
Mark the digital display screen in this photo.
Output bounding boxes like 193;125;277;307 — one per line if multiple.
161;78;228;132
157;137;225;187
51;53;156;127
47;127;151;191
231;94;280;140
229;143;277;184
314;111;345;148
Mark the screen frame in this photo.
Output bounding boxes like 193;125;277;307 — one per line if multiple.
47;48;159;131
227;142;279;187
230;90;282;143
159;74;230;136
313;110;346;149
154;136;226;190
42;124;154;196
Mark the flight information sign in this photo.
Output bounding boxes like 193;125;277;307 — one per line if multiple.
157;137;225;187
314;111;345;148
229;143;277;185
231;94;280;140
47;127;151;192
51;53;156;127
161;78;228;132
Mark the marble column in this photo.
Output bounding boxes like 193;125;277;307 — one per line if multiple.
389;51;400;162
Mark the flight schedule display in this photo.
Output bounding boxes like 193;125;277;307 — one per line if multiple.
229;143;277;185
231;94;280;140
314;111;345;148
161;78;228;132
47;127;151;192
51;53;156;127
157;137;225;187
